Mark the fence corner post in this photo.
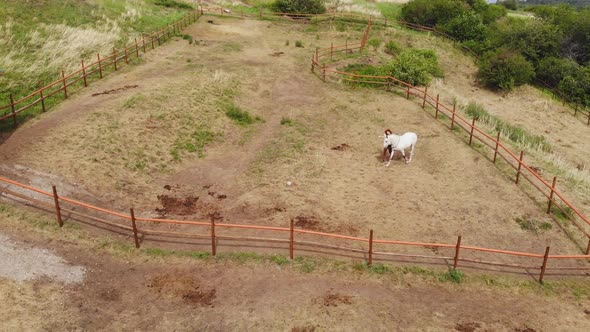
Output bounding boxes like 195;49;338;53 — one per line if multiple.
546;177;557;214
539;246;550;284
210;214;217;256
130;208;140;248
368;229;374;266
289;219;294;260
52;185;63;227
453;235;462;269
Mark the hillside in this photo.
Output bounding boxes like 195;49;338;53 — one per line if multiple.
0;0;193;102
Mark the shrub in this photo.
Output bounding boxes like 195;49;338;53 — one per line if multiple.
559;71;590;107
480;4;507;24
536;57;579;87
493;19;562;65
401;0;469;27
439;269;464;283
273;0;326;15
500;0;518;11
154;0;193;9
384;49;444;86
478;49;535;90
441;11;487;42
295;40;303;47
384;40;402;55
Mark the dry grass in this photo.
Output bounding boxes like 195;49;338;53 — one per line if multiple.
23;67;236;199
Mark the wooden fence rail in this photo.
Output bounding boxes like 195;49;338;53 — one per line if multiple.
0;175;589;283
312;22;590;253
0;10;201;127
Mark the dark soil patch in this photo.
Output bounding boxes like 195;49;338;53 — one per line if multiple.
293;215;320;230
331;143;351;151
316;291;352;307
155;195;199;216
455;322;481;332
514;328;536;332
91;85;138;96
147;273;215;306
270;52;285;57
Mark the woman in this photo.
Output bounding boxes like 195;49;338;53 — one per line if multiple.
382;129;393;162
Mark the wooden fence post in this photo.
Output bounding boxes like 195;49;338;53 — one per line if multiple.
368;230;374;266
151;34;155;49
330;42;333;61
61;70;68;99
134;38;140;57
81;60;87;87
493;132;501;163
435;94;440;119
38;82;46;112
468;118;476;146
450;103;456;130
52;185;63;227
574;104;578;116
142;35;147;52
539;246;550;283
290;219;294;260
130;208;140;248
124;48;129;64
421;86;428;108
515;151;524;184
547;177;557;214
9;94;17;127
586;239;590;255
210;214;217;256
322;65;326;82
97;53;103;78
113;48;118;70
587;111;590;126
453;235;462;269
406;85;410;99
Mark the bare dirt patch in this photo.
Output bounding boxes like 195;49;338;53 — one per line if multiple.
331;143;351;151
316;290;353;307
455;322;481;332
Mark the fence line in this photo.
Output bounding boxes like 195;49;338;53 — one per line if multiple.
0;10;201;128
311;22;590;255
0;175;589;283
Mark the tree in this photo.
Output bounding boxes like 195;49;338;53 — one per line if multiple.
400;0;470;27
441;11;487;42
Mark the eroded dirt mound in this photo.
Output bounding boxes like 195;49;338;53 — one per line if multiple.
147;273;215;306
155;195;199;216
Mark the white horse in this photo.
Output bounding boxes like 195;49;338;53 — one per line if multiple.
383;132;418;166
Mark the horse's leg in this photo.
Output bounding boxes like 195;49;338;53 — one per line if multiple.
386;149;395;167
401;149;408;164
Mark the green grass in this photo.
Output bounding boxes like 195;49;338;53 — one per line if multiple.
515;216;553;234
295;40;304;48
375;3;402;21
171;127;218;161
224;103;263;126
280;117;293;126
439;269;464;284
464;102;552;153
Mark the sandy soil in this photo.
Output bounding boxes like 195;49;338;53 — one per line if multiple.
0;16;585;270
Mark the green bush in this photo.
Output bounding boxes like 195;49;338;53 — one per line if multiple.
295;40;303;47
478;49;535;90
384;40;402;55
536;57;579;87
273;0;326;14
479;4;507;24
368;38;382;49
401;0;469;27
500;0;518;11
558;70;590;106
441;11;487;42
225;104;262;126
384;49;444;86
154;0;193;9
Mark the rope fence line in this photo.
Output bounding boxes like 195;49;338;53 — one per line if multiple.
311;21;590;255
0;10;201;128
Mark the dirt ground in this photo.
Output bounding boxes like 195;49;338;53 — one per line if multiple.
0;16;586;269
1;214;590;332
